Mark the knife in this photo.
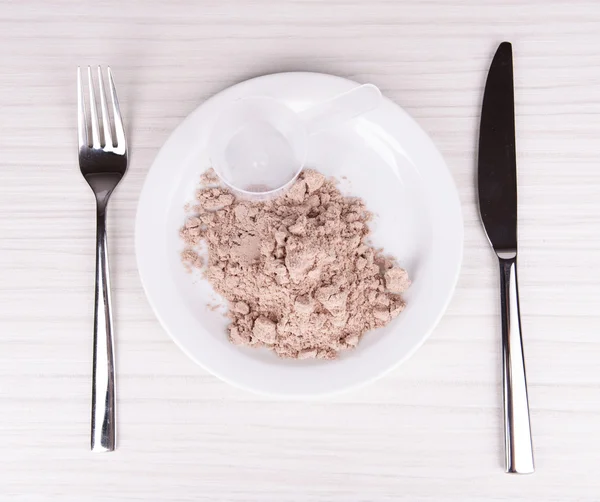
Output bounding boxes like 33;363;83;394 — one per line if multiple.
478;42;535;474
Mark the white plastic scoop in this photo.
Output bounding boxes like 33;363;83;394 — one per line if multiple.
208;84;381;198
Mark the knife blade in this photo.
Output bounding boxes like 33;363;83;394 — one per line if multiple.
478;41;517;256
477;42;535;475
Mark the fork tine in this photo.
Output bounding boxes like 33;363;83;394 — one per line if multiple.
107;67;126;152
87;66;101;148
77;67;88;148
97;66;113;149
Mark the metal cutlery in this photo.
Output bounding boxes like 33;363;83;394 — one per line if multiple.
477;42;534;474
77;66;127;452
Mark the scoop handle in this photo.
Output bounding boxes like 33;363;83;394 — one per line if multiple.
298;84;381;135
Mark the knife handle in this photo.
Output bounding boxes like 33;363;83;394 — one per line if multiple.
499;255;534;474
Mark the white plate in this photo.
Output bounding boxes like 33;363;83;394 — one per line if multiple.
135;72;463;397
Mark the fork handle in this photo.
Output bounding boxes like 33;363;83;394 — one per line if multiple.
91;205;116;452
499;255;534;473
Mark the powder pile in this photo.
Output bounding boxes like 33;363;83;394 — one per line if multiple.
180;169;410;360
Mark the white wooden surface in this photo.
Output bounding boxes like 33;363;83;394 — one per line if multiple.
1;1;600;500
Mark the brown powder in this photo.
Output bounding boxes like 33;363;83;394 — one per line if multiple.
180;169;410;360
181;248;203;272
199;167;221;185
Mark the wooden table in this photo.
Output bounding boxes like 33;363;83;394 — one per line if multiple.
2;1;599;500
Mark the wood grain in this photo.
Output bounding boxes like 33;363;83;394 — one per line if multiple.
1;0;600;500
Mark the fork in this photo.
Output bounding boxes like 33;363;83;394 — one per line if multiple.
77;66;127;452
